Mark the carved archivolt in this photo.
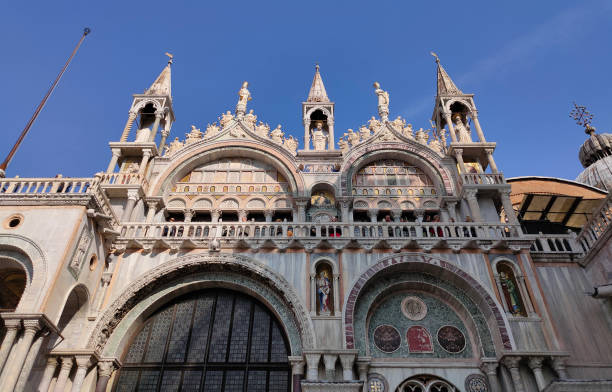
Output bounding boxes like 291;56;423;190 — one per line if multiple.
87;253;315;355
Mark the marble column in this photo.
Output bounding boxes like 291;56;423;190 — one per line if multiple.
120;111;137;142
211;209;220;223
53;356;74;392
145;200;159;223
391;209;401;222
159;128;170;153
471;111;487;143
444;112;458;143
71;355;91;392
414;209;425;223
551;357;569;379
368;209;378;223
485;148;498;173
304;353;320;381
528;357;547;391
464;189;482;222
95;361;115;392
106;148;121;174
503;356;525;392
149;111;163;142
339;199;351;222
356;359;370;381
2;320;41;392
479;362;502;392
0;318;21;373
322;354;336;380
288;357;304;392
328;119;335;150
264;210;273;222
500;190;519;226
304;120;311;151
38;357;58;392
184;208;195;223
339;354;355;381
15;330;49;392
296;201;308;223
237;209;247;222
446;201;458;222
454;148;468;174
517;275;535;315
138;149;152;176
121;189;139;222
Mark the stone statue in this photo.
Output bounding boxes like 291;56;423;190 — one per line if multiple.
453;114;472;143
311;121;328;150
270;125;284;144
373;81;390;121
220;111;234;128
126;162;139;173
359;125;371;141
134;127;151;142
415;128;429;145
185;125;203;144
255;121;270;138
403;123;414;139
347;128;360;146
204;123;220;139
236;81;251;116
338;138;349;153
428;132;443;154
244;109;257;130
368;116;382;133
165;137;184;156
500;271;522;315
390;116;405;131
283;136;298;154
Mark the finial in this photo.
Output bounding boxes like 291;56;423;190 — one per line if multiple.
165;52;174;65
430;51;440;64
315;63;320;72
570;102;595;135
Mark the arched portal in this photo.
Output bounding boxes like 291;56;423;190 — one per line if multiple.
396;374;459;392
113;289;291;392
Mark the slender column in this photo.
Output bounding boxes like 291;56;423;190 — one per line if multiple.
339;354;355;381
322;354;337;380
304;353;320;381
288;357;304;392
551;357;569;379
121;189;139;222
53;356;74;392
527;357;547;391
106;148;121;174
159;128;170;153
446;201;458;221
146;200;159;223
472;111;487;143
38;357;58;392
454;148;467;174
332;274;340;315
464;189;482;222
304;120;311;151
237;209;247;222
0;318;21;373
499;190;519;225
184;208;195;223
327;120;335;150
211;209;220;223
264;210;273;222
479;362;502;392
120;111;137;142
95;361;115;392
296;201;308;223
3;320;41;392
15;330;49;392
71;355;91;392
444;112;458;143
517;275;535;315
368;209;378;223
338;199;351;223
503;357;525;392
414;209;425;223
138;149;152;176
149;111;163;142
485;148;498;173
356;359;370;381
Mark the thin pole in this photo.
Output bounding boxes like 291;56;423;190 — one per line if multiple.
0;27;91;177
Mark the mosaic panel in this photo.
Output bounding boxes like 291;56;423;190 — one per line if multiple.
373;325;401;353
465;374;490;392
437;325;466;353
407;326;433;353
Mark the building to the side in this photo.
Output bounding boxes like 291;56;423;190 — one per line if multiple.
0;55;611;392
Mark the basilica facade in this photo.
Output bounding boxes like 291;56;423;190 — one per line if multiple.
0;55;611;392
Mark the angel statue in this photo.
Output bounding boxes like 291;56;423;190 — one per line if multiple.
347;128;360;146
359;125;371;141
270;125;284;144
244;109;257;130
220;111;234;128
283;136;298;154
235;81;251;117
338;137;349;153
185;125;203;144
204;123;220;139
373;81;390;121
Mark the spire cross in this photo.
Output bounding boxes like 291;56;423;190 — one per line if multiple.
570;102;594;134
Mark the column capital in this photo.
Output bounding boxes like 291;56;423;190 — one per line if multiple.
304;353;321;368
154;111;164;119
551;356;568;377
111;148;121;157
97;360;116;378
60;356;75;370
479;361;498;375
464;188;478;199
75;354;92;368
453;148;464;156
127;110;138;118
338;353;356;368
502;356;521;369
485;147;495;155
127;189;139;201
471;110;479;118
327;119;334;126
161;129;170;137
141;149;153;158
22;319;42;332
288;356;305;375
45;356;59;366
527;356;544;370
101;272;113;285
2;318;22;329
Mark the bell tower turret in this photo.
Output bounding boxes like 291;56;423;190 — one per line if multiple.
302;65;335;151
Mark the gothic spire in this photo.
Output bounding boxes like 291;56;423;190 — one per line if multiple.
145;53;173;97
307;64;330;102
431;52;462;96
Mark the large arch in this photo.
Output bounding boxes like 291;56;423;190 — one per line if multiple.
343;253;513;353
340;143;457;197
150;141;305;198
87;254;315;358
0;234;47;312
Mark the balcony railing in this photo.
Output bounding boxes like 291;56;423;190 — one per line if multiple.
119;221;521;241
460;173;505;186
577;195;612;255
525;233;583;255
0;178;94;194
100;172;149;192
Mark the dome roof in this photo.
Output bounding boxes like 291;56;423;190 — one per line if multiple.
576;157;612;192
579;131;612;168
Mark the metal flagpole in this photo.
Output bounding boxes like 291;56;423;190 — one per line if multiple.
0;27;91;178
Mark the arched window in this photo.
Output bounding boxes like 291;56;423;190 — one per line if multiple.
496;263;527;317
114;289;290;392
396;374;458;392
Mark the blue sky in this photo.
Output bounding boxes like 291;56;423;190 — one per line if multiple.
2;1;612;180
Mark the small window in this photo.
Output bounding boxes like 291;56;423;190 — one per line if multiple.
4;214;23;229
89;255;98;271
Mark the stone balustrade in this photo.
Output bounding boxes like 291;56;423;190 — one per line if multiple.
526;233;583;256
460;172;505;186
0;177;94;194
99;172;148;188
577;194;612;256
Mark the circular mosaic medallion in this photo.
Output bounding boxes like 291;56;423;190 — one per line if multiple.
437;325;466;353
367;374;388;392
465;374;489;392
373;325;401;353
401;296;427;320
